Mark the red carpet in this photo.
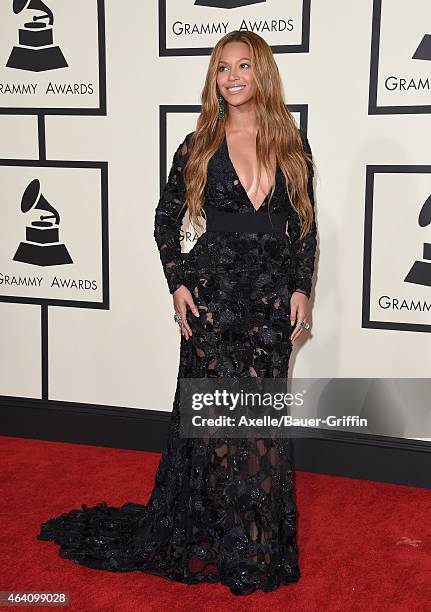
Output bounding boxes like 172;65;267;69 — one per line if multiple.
0;435;429;611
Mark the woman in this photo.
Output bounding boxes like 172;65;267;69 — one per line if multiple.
38;30;317;597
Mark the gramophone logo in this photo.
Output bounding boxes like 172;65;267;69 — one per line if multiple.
6;0;68;72
404;194;431;288
194;0;266;7
363;166;431;333
13;178;73;266
369;0;431;114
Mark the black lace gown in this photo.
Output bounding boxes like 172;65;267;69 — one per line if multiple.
38;128;317;597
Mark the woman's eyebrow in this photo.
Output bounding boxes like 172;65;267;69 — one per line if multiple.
218;57;251;64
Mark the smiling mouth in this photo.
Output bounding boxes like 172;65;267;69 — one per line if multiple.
226;85;246;93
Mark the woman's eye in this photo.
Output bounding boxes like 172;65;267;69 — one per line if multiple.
218;63;250;71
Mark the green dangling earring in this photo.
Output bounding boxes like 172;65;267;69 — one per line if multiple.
217;93;225;120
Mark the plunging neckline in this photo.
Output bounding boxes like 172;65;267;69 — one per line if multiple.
223;132;272;213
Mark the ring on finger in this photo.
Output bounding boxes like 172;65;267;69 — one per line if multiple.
174;312;184;326
297;319;310;330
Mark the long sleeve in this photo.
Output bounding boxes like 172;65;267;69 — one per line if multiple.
154;134;191;294
288;129;317;299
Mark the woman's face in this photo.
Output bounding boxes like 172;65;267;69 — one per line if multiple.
216;41;257;108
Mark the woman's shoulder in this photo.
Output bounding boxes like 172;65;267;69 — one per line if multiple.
176;130;195;156
183;130;195;146
173;131;195;161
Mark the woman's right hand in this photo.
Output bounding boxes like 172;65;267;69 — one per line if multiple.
173;285;199;340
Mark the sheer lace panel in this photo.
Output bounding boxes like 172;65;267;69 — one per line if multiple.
177;267;297;587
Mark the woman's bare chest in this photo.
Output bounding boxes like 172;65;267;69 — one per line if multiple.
225;131;276;211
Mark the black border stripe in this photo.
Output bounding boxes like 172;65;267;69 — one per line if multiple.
1;397;430;489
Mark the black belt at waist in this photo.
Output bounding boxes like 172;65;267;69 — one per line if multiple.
205;208;288;235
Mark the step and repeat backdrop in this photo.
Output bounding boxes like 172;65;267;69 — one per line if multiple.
0;1;430;441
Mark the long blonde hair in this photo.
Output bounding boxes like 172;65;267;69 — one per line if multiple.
183;30;315;241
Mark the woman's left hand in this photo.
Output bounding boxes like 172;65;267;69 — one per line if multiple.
289;291;309;342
